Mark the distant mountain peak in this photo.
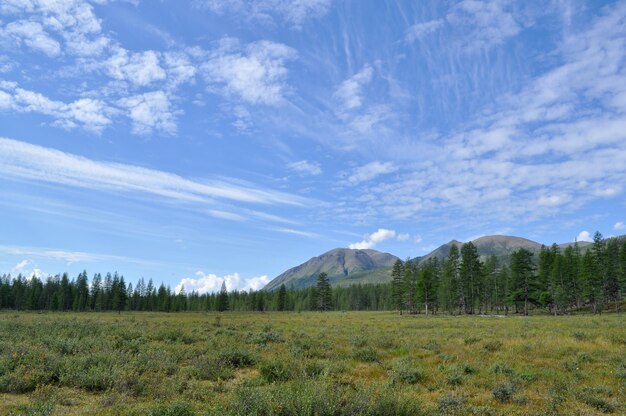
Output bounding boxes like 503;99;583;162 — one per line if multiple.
264;247;399;291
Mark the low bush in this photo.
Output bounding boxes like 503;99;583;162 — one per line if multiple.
353;346;380;363
492;381;516;403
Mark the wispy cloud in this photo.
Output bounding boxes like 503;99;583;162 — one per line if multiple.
196;0;333;28
334;65;373;111
347;161;397;184
447;0;523;49
0;245;154;266
336;3;626;226
0;138;308;207
288;160;322;176
405;20;444;43
273;228;319;238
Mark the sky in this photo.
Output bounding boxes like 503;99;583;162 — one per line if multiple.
1;0;625;293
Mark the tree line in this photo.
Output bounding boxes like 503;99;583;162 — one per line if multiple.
0;232;624;315
391;232;626;315
0;269;392;313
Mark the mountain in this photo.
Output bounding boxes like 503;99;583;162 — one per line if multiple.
266;235;599;291
414;235;592;263
264;248;400;291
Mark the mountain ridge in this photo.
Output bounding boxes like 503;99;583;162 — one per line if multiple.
264;235;596;291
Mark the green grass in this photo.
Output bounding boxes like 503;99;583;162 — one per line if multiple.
0;311;624;415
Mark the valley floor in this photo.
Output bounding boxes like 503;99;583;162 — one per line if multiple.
0;311;624;415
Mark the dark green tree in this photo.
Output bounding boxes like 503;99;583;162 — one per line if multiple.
277;283;287;311
460;242;482;314
509;248;536;315
390;259;405;314
315;272;332;311
216;281;229;312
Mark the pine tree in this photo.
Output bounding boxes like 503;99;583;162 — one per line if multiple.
460;242;482;314
509;248;536;316
391;259;405;314
315;272;332;311
277;283;287;311
216;281;229;312
417;260;436;315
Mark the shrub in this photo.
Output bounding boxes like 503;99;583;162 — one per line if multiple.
350;335;368;348
483;340;503;352
447;372;463;386
492;382;515;403
572;331;589;341
218;349;255;368
438;392;466;415
259;359;297;383
148;402;196;416
462;364;477;374
492;362;514;375
390;361;425;385
353;346;380;363
464;336;481;345
192;357;234;381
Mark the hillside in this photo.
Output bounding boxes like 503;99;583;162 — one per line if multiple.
266;235;601;291
264;248;399;291
415;235;592;263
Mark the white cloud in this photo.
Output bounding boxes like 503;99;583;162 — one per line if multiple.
197;0;332;27
0;85;113;133
118;91;177;135
0;137;307;207
447;0;523;49
1;20;61;57
207;209;247;222
413;235;423;243
396;233;410;241
336;3;626;225
334;65;373;111
163;52;197;89
175;271;270;294
0;0;107;57
105;48;167;87
614;222;625;231
203;38;296;105
349;228;402;250
537;194;571;207
0;244;151;265
14;259;30;271
288;160;322;176
274;228;319;238
405;19;444;43
347;161;397;184
575;231;593;243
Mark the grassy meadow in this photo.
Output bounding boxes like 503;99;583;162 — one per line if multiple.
0;311;624;415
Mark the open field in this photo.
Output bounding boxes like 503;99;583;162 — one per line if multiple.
0;312;624;415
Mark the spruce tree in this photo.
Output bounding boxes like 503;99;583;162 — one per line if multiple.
390;259;405;314
509;248;535;316
460;242;482;314
277;283;287;311
217;281;229;312
315;272;332;311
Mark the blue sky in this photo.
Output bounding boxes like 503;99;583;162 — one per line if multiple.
1;0;625;293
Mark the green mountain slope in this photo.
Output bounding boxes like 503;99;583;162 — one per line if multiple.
266;235;599;291
264;248;399;291
415;235;593;264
